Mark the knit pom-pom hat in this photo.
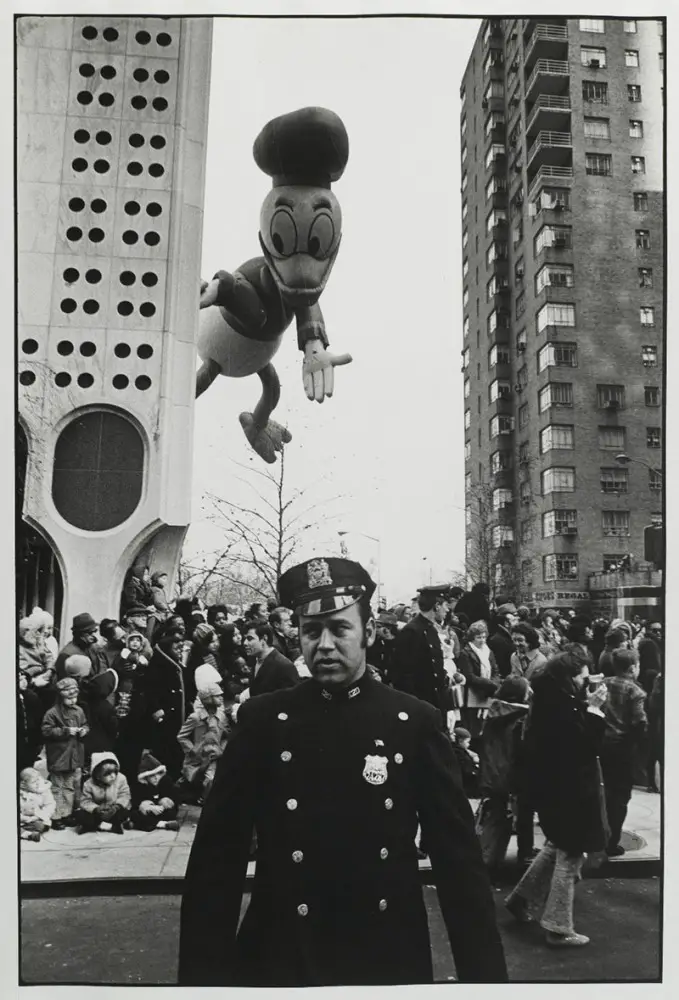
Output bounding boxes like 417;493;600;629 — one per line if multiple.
137;749;167;783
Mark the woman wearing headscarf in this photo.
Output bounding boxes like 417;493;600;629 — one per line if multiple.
504;650;609;947
457;620;501;740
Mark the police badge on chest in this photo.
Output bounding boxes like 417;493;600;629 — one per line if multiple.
363;754;388;785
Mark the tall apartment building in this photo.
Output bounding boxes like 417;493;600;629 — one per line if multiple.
459;17;664;611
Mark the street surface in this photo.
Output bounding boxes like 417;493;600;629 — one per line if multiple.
21;878;660;984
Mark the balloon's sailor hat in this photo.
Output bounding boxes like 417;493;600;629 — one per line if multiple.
278;557;375;617
253;107;349;190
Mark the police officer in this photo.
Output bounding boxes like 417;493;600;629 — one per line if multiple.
178;558;507;986
389;583;453;720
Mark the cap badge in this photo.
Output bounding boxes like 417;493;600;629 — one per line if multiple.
307;558;333;590
363;754;388;786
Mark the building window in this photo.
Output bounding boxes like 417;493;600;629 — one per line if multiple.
464;378;470;399
484;80;505;102
465;471;471;492
461;144;468;164
624;20;637;33
536;302;575;332
461;115;467;136
463;287;469;308
600;467;628;493
651;512;663;527
535;264;574;295
585;153;612;176
540;424;574;453
464;409;470;431
537;342;578;372
486;175;507;199
649;469;662;492
640;307;655;327
516;366;528;390
582;80;608;103
517;327;527;352
602;511;630;537
518;403;528;429
598;426;626;450
462;230;469;249
584;117;610;140
463;317;470;338
542;466;575;495
531;188;571;218
534;225;572;255
489;344;511;367
484;110;506;138
579;19;604;33
462;201;468;221
631;156;646;174
647;428;661;449
645;386;660;406
642;346;658;367
628;84;642;102
636;229;650;249
486;208;508;233
487;274;509;300
539;382;573;413
461;346;470;369
461;172;468;193
489;415;514;438
485;143;506;169
464;441;471;461
492;488;513;511
521;520;533;543
602;554;626;572
581;46;607;67
629;120;643;139
597;384;625;408
491;450;512;474
634;192;648;212
492;525;514;547
515;292;525;318
489;379;511;402
543;554;579;582
639;267;653;287
463;258;469;277
543;509;577;537
625;49;639;68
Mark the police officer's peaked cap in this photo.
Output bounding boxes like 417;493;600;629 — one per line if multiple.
278;557;375;617
253;107;349;189
417;583;453;599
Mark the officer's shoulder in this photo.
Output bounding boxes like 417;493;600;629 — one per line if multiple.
374;682;439;722
238;681;306;722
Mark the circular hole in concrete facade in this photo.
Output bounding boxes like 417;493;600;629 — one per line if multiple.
95;130;112;145
68;197;85;212
63;267;80;283
60;299;77;314
79;63;95;77
124;200;141;215
146;202;162;217
122;230;138;245
66;226;83;241
82;299;100;315
135;375;152;390
72;158;88;172
129;133;145;148
90;198;107;213
114;343;131;358
85;269;102;284
112;374;129;389
57;340;74;355
127;162;143;176
139;302;156;318
19;371;36;386
77;373;95;388
77;91;93;106
81;25;98;40
120;270;136;286
131;95;147;111
117;301;134;316
133;68;149;83
152;97;168;112
154;70;170;84
55;372;72;388
102;27;119;42
22;339;39;354
135;30;151;45
137;344;153;359
100;65;117;80
89;228;105;243
144;231;160;247
141;271;158;287
74;128;90;143
80;342;96;357
150;135;166;150
93;159;110;174
148;163;164;178
157;33;172;46
98;93;115;107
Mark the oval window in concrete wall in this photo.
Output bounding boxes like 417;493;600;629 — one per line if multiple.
52;410;144;531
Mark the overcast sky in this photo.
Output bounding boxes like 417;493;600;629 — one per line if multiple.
187;15;481;604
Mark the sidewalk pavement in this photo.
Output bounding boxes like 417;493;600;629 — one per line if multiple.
20;787;660;888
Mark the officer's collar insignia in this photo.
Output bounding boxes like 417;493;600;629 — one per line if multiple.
307;558;333;589
363;754;388;785
321;688;333;700
348;685;360;699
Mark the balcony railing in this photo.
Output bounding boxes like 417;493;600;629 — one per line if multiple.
524;23;568;67
527;130;573;169
525;59;569;99
589;569;662;590
526;94;571;135
527;164;574;201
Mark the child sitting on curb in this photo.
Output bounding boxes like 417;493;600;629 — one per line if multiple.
74;751;131;834
41;677;89;829
19;767;56;842
130;750;180;831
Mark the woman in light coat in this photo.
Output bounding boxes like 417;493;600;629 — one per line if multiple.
457;620;501;739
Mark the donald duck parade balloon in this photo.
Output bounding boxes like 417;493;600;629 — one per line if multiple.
196;107;352;463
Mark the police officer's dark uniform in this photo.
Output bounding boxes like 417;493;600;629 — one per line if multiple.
389;584;452;719
178;559;507;987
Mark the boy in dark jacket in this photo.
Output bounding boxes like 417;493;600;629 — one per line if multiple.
451;727;481;798
41;677;89;828
81;668;119;765
130;750;179;831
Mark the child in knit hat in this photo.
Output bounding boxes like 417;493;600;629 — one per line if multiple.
451;726;481;798
40;677;89;829
177;681;231;802
64;653;93;682
19;767;56;842
129;750;180;831
74;751;131;834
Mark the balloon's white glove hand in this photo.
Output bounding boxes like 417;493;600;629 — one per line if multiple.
302;338;353;402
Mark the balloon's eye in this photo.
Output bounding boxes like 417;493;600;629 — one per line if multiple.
307;213;335;259
270;211;297;257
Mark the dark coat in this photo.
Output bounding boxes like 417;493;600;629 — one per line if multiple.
453;591;491;626
390;614;450;717
479;698;529;796
249;648;300;698
523;672;607;854
179;673;507;987
54;638;110;681
17;688;43;771
270;630;291;659
638;636;662;694
367;636;396;684
143;646;186;778
81;669;119;760
456;644;501;707
487;625;515;679
131;772;178;812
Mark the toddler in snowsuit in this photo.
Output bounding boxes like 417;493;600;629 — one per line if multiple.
19;767;56;842
41;677;89;828
74;751;131;834
452;726;481;799
177;682;231;801
130;750;180;831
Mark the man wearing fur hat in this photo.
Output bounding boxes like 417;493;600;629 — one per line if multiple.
55;613;110;681
179;557;506;987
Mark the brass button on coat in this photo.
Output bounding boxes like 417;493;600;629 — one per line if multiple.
379;898;388;912
394;753;404;764
297;903;309;916
292;850;304;863
281;751;292;762
286;798;298;811
384;798;393;810
380;847;389;860
398;712;409;721
278;712;288;721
